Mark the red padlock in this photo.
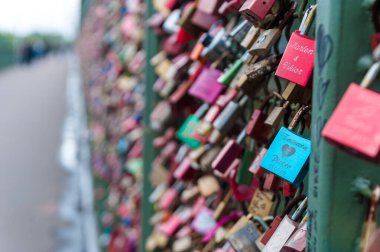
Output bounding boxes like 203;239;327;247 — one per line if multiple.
248;147;267;177
275;5;317;87
322;62;380;163
245;95;273;143
197;0;223;15
239;0;276;22
263;173;280;191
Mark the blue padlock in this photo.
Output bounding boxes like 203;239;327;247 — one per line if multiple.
260;106;311;186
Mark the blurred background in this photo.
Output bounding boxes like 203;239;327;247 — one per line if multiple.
0;1;98;252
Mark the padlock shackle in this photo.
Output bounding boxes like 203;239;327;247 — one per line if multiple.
280;194;306;218
288;105;311;131
253;216;270;231
360;61;380;88
299;5;317;36
291;197;308;221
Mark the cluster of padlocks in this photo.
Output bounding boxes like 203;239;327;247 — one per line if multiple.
77;0;380;251
78;0;146;251
145;0;380;252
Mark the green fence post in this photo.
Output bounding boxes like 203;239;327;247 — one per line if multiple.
309;1;380;251
141;1;159;251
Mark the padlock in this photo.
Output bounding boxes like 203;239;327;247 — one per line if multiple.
214;190;233;220
228;216;269;252
248;189;275;218
218;53;250;86
188;67;225;104
150;100;173;131
236;138;255;185
275;5;317;87
262;197;307;252
212;129;246;175
249;29;281;56
191;207;218;235
264;100;290;128
201;29;231;62
263;173;280;191
178;2;203;37
282;215;308;252
177;104;209;149
147;13;166;35
249;2;297;56
202;211;243;246
245;95;274;143
191;8;219;31
229;166;260;202
191;33;211;61
261;106;311;186
162;34;186;55
248;147;267;177
237;55;281;98
229;20;253;44
172;236;192;252
193;105;222;142
174;157;200;181
240;25;261;49
322;62;380;163
197;175;221;197
283;181;298;198
163;9;181;34
158;182;185;210
197;0;223;15
158;207;192;235
181;185;200;203
209;95;249;144
239;0;276;22
281;82;307;104
218;0;244;15
359;186;380;252
200;145;223;170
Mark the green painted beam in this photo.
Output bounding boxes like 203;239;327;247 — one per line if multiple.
141;0;159;251
309;1;380;251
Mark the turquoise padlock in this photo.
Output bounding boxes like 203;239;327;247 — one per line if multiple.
260;106;311;186
177;104;209;149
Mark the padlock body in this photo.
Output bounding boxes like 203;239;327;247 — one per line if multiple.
275;31;315;87
246;110;272;142
263;173;280;191
176;115;202;149
212;139;243;174
263;216;297;252
228;221;262;252
260;216;282;245
239;0;276;21
189;67;225;104
260;127;311;185
249;29;281;56
322;83;380;162
282;221;307;252
249;147;267;176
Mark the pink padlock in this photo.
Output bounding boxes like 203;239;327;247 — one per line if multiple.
188;67;225;104
275;5;317;87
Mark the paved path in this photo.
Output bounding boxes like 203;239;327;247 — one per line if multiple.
0;56;67;252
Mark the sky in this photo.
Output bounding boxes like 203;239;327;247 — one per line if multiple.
0;0;81;39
